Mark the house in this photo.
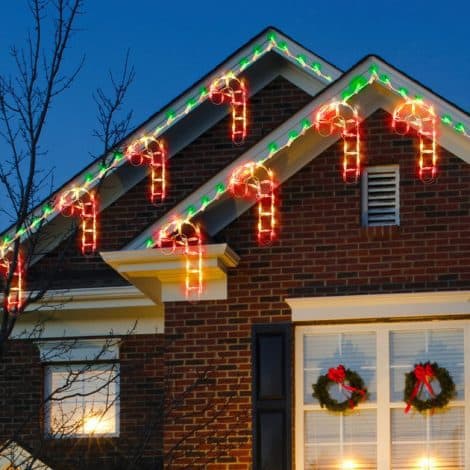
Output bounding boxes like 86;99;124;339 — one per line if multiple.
1;26;469;469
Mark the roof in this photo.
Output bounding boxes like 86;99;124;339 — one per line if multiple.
3;28;470;264
124;54;470;250
0;27;341;260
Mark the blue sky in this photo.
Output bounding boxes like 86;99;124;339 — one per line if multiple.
0;0;469;201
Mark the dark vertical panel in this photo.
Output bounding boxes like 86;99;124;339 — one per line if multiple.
252;323;292;470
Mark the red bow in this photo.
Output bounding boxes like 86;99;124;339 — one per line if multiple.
327;365;366;409
405;363;435;413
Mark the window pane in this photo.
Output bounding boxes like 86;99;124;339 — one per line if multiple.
46;364;118;437
305;410;376;469
390;329;464;402
391;407;465;469
304;332;376;404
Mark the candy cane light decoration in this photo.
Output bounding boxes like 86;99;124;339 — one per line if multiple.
314;101;361;184
57;187;98;255
393;99;438;183
0;250;24;315
157;219;203;297
126;136;167;204
229;162;277;245
209;73;248;145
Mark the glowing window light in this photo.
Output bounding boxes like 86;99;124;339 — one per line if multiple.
83;414;114;435
314;101;361;184
418;457;436;469
57;187;98;255
126;136;167;204
229;162;277;245
393;98;438;183
157;219;203;297
0;251;24;315
341;460;357;470
209;73;248;145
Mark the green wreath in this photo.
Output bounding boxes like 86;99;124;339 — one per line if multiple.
312;364;367;412
404;361;455;413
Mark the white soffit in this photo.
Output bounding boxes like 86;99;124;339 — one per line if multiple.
287;291;470;322
100;243;239;303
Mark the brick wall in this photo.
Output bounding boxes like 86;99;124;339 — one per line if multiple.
5;82;470;469
162;108;470;468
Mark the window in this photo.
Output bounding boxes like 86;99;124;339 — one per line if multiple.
296;321;470;469
37;339;119;438
361;165;400;226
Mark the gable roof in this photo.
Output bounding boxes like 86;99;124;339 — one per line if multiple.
123;54;470;250
0;27;341;261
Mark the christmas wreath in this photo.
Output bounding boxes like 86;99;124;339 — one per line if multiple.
404;361;455;413
312;364;367;412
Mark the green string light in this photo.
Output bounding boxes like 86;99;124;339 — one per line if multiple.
239;57;250;70
165;109;176;121
267;31;277;42
288;129;299;140
441;115;452;125
186;205;196;216
215;182;225;193
268;142;279;153
145;238;154;248
398;87;408;98
277;41;288;52
455;122;465;133
253;44;263;55
199;87;208;98
311;62;322;73
296;54;307;67
369;64;379;74
84;173;94;183
42;203;53;215
201;195;211;206
300;118;312;130
186;97;197;109
113;151;124;161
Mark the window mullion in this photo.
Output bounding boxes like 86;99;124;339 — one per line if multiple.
376;328;390;470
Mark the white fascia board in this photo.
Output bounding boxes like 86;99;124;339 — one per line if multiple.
287;291;470;322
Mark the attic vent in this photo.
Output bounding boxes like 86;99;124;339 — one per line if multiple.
361;166;400;226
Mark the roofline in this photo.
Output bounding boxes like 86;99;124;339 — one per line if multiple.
1;26;341;243
125;54;470;250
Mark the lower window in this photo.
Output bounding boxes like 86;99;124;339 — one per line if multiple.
295;321;469;469
45;363;119;438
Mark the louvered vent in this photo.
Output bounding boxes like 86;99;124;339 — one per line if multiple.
361;166;400;226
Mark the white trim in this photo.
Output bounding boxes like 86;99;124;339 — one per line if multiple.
101;243;239;303
295;320;470;470
287;291;470;322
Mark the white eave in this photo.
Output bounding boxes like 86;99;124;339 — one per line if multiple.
100;243;239;303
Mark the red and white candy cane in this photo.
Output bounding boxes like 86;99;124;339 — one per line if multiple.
209;73;247;145
393;99;437;183
157;219;203;297
229;162;276;245
314;101;361;184
57;187;98;255
126;137;167;204
0;250;24;315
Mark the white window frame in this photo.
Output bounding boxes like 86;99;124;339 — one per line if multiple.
295;320;470;470
37;339;120;439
